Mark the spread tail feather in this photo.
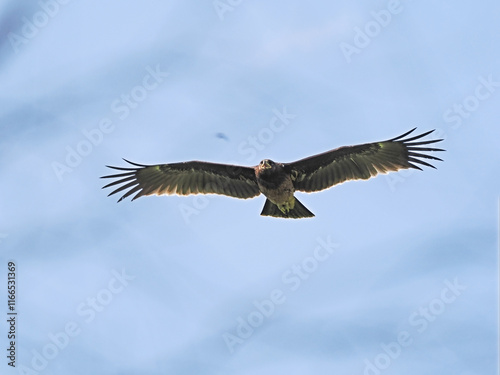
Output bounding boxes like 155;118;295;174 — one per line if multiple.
260;197;315;219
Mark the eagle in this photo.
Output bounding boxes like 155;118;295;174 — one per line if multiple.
101;128;444;219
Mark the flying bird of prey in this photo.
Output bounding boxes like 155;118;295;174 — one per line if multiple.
101;128;444;219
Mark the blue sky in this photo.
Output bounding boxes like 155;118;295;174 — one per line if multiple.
0;1;499;374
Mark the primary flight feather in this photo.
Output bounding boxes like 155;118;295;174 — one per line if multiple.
101;128;444;219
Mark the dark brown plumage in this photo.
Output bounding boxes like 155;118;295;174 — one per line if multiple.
101;128;444;219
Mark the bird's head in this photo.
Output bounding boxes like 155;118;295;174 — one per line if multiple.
259;159;275;170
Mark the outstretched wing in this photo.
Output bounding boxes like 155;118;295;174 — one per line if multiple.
101;160;260;202
286;128;444;193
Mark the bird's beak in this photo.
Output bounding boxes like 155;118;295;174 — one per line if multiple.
262;160;271;169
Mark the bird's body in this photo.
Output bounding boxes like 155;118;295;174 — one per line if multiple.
102;128;444;219
254;159;314;218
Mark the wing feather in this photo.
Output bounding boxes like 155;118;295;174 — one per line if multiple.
101;159;260;202
287;128;444;193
